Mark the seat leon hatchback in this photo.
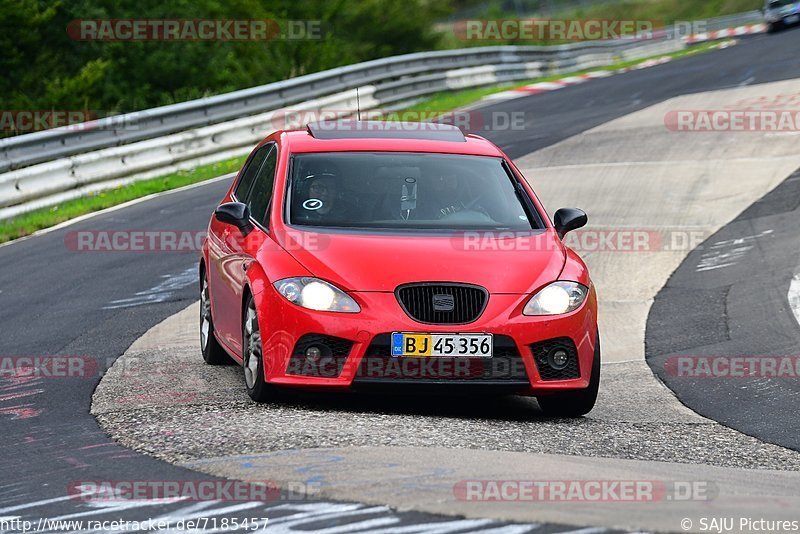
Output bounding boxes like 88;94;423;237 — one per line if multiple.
201;120;599;416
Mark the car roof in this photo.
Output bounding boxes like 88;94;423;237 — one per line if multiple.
307;120;466;142
277;121;503;157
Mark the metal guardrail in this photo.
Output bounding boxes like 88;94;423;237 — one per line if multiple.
0;39;678;174
1;9;763;174
0;10;763;219
702;11;762;32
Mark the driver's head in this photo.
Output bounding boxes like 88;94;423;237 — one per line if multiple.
304;160;339;181
308;175;337;204
303;160;340;204
432;169;459;192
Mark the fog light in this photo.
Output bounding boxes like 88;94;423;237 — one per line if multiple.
305;346;322;362
548;348;569;370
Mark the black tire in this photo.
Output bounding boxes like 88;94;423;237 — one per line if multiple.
767;22;781;33
242;294;271;402
536;331;601;417
200;272;231;365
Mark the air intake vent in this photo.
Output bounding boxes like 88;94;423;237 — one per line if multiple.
395;283;488;324
530;338;580;381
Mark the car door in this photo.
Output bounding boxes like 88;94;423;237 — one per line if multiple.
226;144;278;353
208;143;274;353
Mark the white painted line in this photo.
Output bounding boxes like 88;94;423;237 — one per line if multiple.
0;495;76;514
460;526;540;534
789;273;800;328
0;172;236;251
559;76;588;84
305;517;401;534
584;70;613;78
518;81;566;91
104;265;198;310
481;91;526;101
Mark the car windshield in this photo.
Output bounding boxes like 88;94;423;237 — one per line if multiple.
768;0;793;8
288;152;539;231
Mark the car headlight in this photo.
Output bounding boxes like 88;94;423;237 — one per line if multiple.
274;277;360;313
523;281;588;316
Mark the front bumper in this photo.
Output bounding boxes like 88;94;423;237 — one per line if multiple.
766;9;800;24
257;288;598;395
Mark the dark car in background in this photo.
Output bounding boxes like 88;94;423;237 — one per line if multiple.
764;0;800;32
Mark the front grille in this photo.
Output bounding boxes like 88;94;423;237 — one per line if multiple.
396;283;488;324
354;334;529;384
286;334;353;378
530;338;580;381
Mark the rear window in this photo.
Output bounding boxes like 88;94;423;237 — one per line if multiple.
287;152;540;231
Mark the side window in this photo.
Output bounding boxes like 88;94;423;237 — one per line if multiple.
234;144;270;202
248;146;278;227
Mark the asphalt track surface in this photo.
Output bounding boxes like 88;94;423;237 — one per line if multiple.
646;167;800;451
1;29;799;530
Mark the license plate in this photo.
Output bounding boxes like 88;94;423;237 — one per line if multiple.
786;14;799;24
391;332;493;358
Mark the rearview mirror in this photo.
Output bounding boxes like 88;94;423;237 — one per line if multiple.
215;202;253;235
553;208;587;239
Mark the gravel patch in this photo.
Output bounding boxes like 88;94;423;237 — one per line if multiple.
91;309;800;473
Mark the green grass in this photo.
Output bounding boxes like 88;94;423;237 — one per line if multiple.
0;156;245;244
0;39;726;245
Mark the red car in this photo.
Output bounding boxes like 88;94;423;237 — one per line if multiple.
201;121;599;416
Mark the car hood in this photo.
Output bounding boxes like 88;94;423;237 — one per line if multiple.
274;228;566;294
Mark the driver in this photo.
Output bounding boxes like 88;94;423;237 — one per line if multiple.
413;169;471;220
307;175;337;216
297;162;354;224
431;171;466;217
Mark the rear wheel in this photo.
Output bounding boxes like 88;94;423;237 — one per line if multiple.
536;331;600;417
200;273;230;365
243;295;271;402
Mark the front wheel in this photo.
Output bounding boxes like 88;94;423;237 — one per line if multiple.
200;273;230;365
536;331;600;417
242;295;271;402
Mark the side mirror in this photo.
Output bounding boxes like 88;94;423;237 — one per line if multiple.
553;208;587;239
215;202;253;235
